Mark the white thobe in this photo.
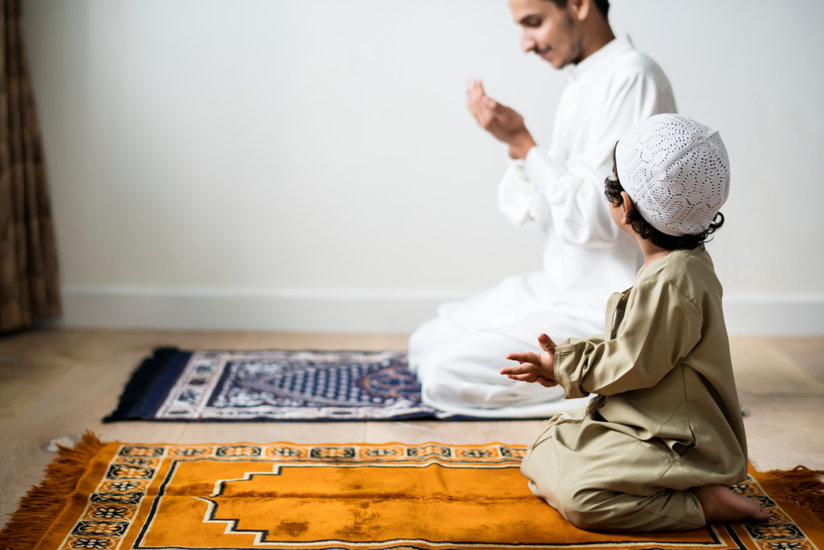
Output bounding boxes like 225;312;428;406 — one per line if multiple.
410;37;677;418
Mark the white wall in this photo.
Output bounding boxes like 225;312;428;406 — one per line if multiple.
23;0;824;334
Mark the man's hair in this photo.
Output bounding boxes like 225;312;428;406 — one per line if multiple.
604;176;724;251
545;0;610;18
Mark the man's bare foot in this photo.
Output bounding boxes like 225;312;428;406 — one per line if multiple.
693;485;771;523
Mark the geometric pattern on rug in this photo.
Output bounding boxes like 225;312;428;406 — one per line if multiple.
105;348;446;422
20;438;824;550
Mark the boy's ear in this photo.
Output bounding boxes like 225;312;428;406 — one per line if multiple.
620;191;633;224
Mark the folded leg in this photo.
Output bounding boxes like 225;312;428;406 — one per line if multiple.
520;415;706;531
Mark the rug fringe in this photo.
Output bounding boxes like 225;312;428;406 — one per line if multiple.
765;465;824;519
0;431;105;549
102;346;179;422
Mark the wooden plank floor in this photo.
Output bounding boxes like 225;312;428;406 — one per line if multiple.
1;329;823;529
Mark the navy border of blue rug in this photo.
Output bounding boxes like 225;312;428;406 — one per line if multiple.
104;348;194;422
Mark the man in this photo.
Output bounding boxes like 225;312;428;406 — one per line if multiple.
408;0;677;418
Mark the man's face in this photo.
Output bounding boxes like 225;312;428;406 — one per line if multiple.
508;0;583;69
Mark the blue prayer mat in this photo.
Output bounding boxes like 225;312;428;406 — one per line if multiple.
104;348;442;422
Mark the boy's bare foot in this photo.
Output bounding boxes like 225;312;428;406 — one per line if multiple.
693;485;771;523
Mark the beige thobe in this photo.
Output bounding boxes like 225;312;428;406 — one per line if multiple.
521;246;748;532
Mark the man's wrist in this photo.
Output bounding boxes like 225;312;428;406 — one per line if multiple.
508;133;536;160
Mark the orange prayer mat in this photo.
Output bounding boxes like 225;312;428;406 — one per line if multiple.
1;434;822;550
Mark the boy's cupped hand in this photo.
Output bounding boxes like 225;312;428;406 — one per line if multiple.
502;333;558;387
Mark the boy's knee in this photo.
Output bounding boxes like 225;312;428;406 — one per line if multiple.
551;486;609;530
525;472;594;525
528;476;612;531
560;494;608;531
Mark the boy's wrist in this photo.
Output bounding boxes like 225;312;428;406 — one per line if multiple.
552;347;566;392
547;352;557;382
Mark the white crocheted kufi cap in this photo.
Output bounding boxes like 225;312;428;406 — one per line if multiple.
615;114;730;237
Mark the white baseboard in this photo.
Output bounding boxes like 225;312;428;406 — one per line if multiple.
55;286;824;336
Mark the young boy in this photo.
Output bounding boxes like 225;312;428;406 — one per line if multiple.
501;114;771;532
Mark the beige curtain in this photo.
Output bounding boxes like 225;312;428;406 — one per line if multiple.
0;0;60;332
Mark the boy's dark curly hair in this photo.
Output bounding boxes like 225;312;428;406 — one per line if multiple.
604;175;724;251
